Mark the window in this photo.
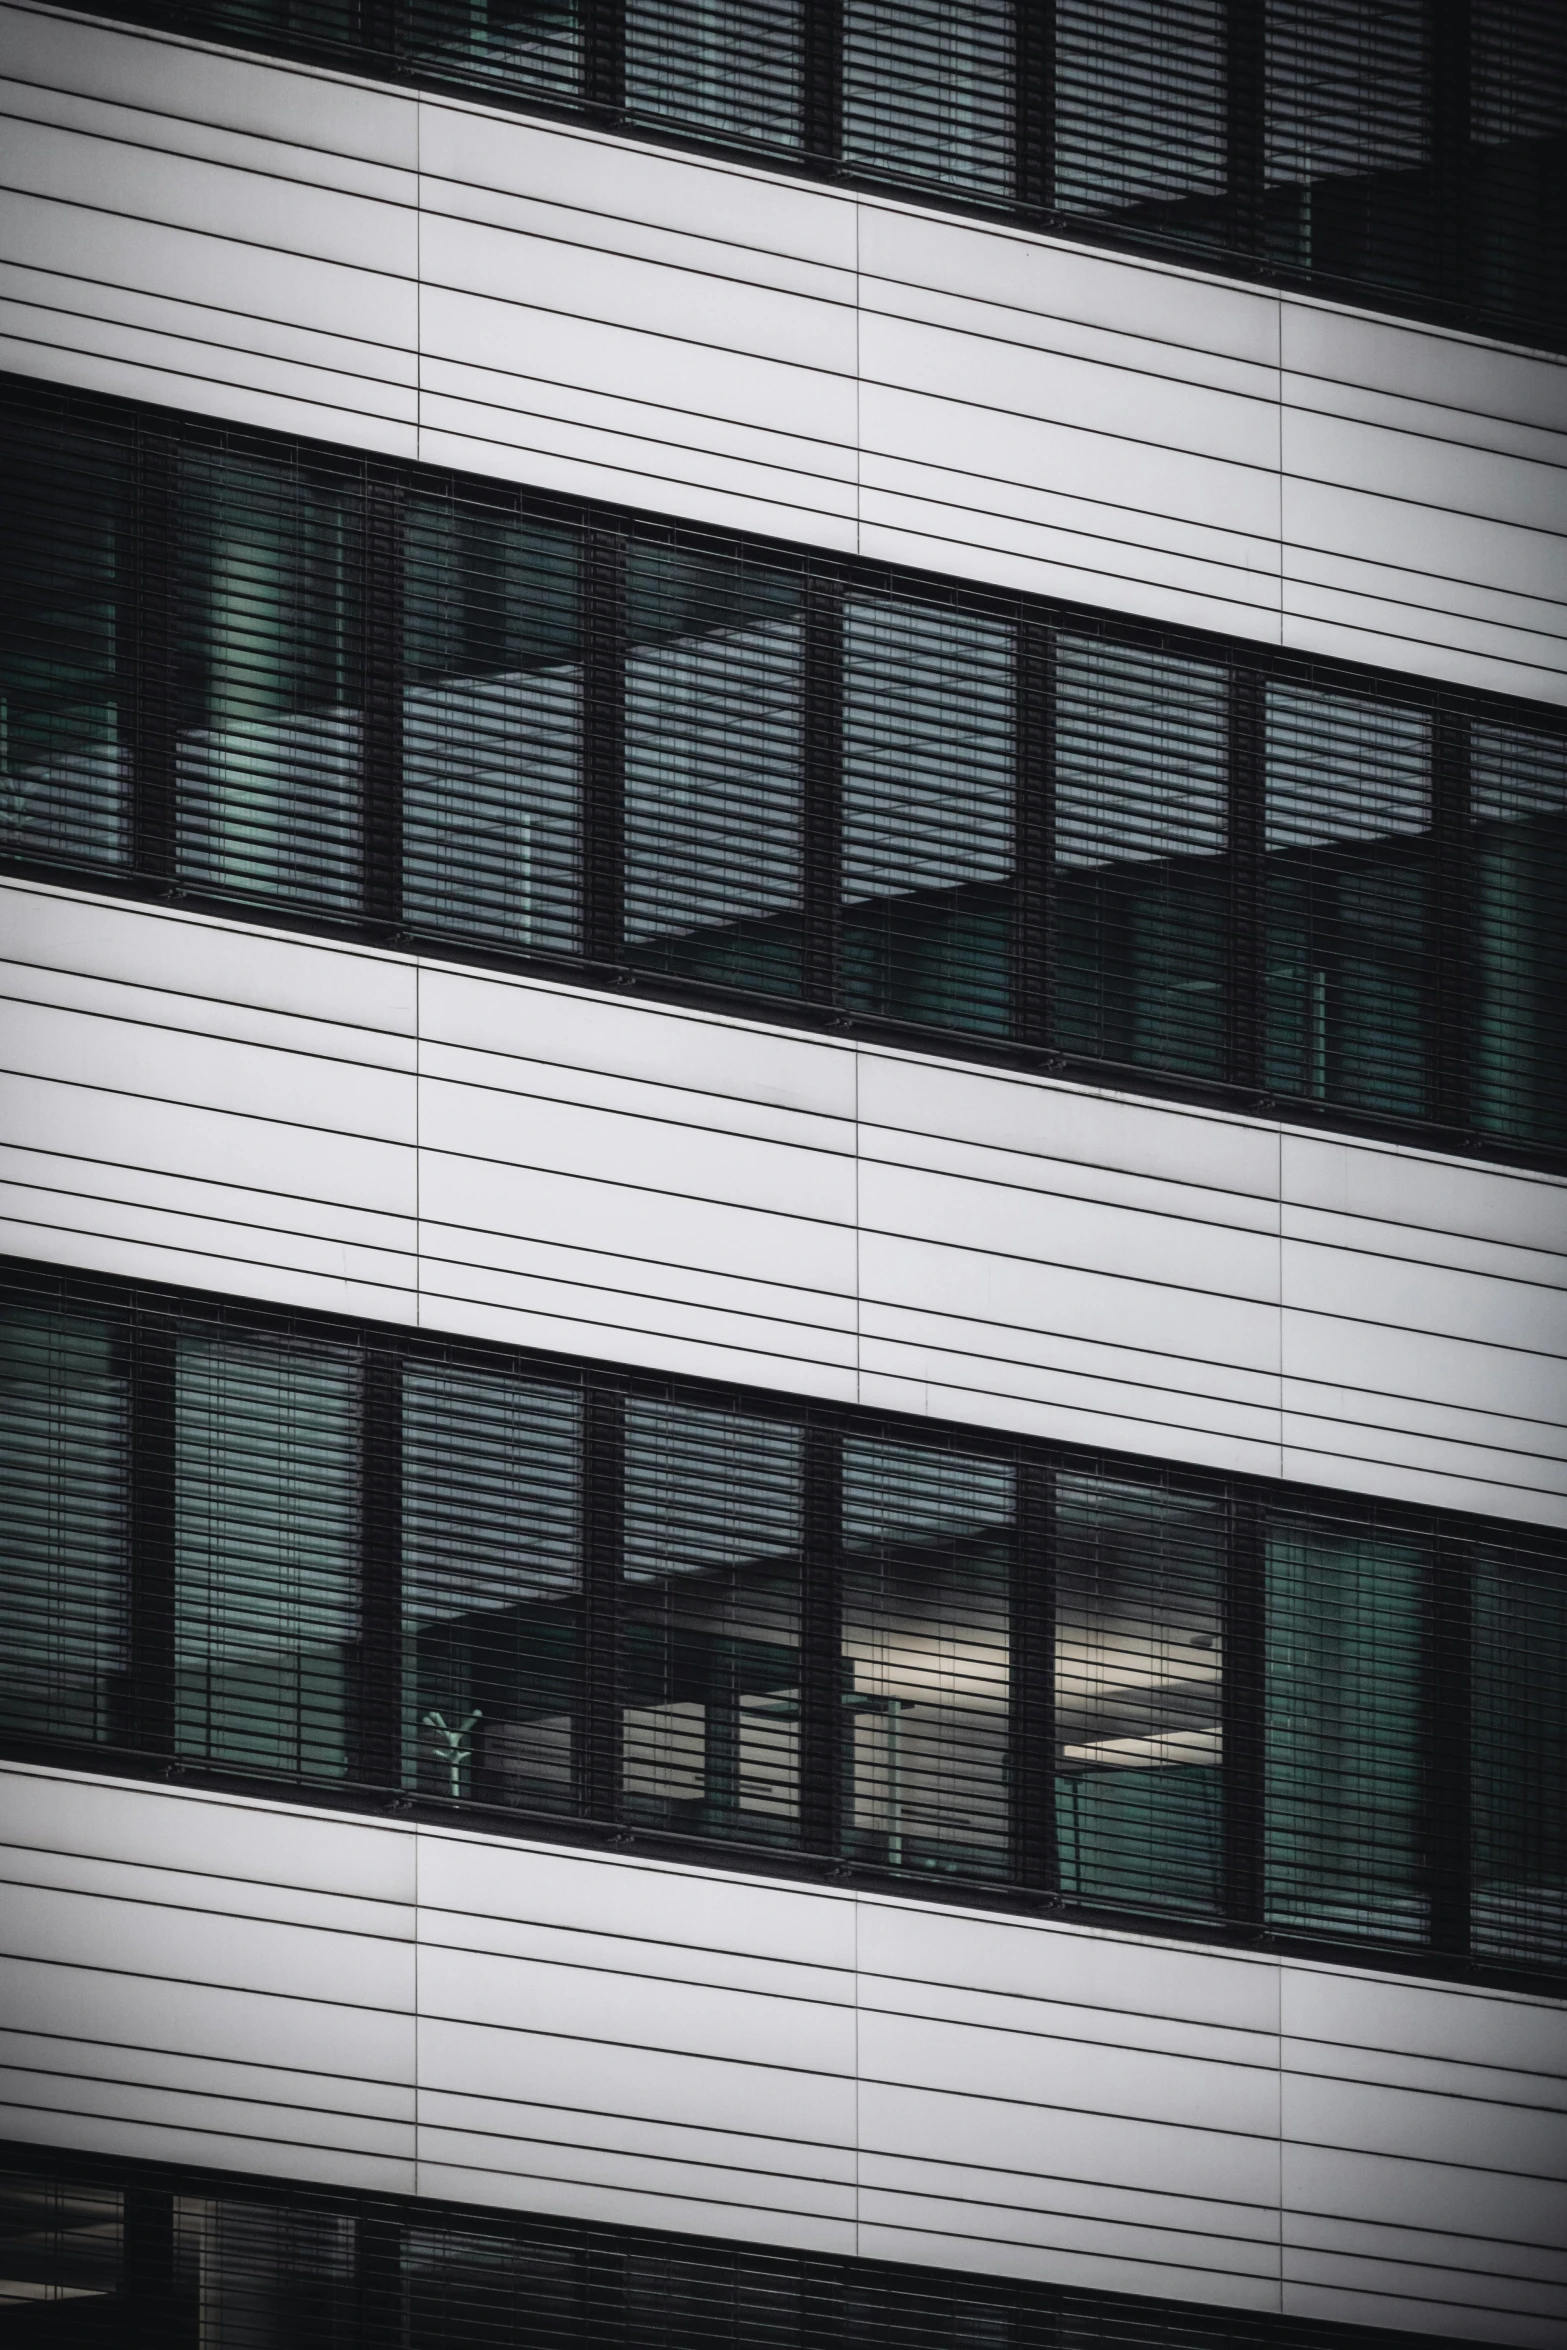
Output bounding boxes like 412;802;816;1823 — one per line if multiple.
5;1270;1561;1980
5;385;1566;1167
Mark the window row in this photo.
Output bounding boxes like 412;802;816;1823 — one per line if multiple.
103;0;1565;352
5;1263;1563;1980
0;2150;1424;2350
4;384;1565;1160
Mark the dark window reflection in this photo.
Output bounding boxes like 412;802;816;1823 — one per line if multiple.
842;598;1015;1038
0;1305;129;1750
402;1365;582;1813
842;0;1016;200
627;0;804;149
1468;721;1567;1150
1054;0;1227;249
0;409;132;870
405;0;582;98
620;1400;803;1846
1055;1474;1225;1917
1264;684;1432;1119
1265;0;1434;297
174;1328;360;1781
1054;636;1230;1082
625;545;805;998
177;445;364;915
403;493;583;956
1265;1515;1430;1945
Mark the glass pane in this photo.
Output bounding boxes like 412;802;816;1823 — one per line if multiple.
621;1400;802;1845
842;598;1015;1038
0;405;132;868
841;1440;1013;1880
1264;683;1432;1118
402;1364;582;1811
1265;1512;1429;1944
0;1302;129;1748
403;1;582;100
1054;1474;1224;1917
0;2173;122;2315
842;0;1015;201
625;545;804;996
174;2197;355;2350
408;2224;583;2350
1472;1543;1567;1969
1054;636;1229;1081
1468;721;1567;1151
1054;0;1227;244
177;444;363;914
403;494;583;955
175;1329;360;1779
626;0;804;149
1265;0;1434;296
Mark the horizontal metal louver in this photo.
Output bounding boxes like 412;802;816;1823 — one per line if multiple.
4;1261;1561;1984
2;2144;1482;2350
91;0;1566;348
5;381;1563;1166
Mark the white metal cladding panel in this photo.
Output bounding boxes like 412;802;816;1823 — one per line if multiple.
1;1763;1564;2341
3;875;1565;1526
1;7;1565;703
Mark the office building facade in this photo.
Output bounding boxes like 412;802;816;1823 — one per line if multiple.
0;4;1563;2343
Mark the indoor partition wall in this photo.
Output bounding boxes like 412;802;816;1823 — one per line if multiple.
4;1261;1562;1984
4;381;1565;1166
91;0;1567;352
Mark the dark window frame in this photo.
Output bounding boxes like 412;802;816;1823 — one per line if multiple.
4;376;1565;1176
3;1252;1562;1997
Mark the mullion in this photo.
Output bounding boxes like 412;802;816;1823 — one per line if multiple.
1014;0;1052;219
802;0;843;165
584;0;626;116
1224;0;1265;259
